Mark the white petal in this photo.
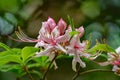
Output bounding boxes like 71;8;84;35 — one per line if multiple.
74;53;86;68
48;53;58;69
112;65;119;71
116;46;120;54
97;61;111;66
35;46;54;57
56;31;70;43
56;44;67;53
51;26;60;38
72;58;77;71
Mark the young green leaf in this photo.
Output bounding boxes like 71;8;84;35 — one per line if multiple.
0;54;22;67
0;42;14;54
85;44;116;54
33;56;50;68
67;15;74;30
0;64;21;72
21;46;39;63
69;31;79;36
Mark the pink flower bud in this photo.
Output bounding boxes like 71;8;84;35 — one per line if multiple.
45;17;56;33
76;26;84;37
57;18;67;35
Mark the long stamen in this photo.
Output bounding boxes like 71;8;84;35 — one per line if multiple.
15;27;40;42
7;35;25;42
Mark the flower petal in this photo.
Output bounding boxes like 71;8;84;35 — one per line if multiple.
57;18;67;35
48;53;58;69
51;26;60;38
74;53;86;68
112;65;119;71
72;58;77;71
47;17;56;31
116;47;120;54
56;44;67;53
35;46;54;57
76;26;84;37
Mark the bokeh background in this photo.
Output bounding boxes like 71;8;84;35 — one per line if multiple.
0;0;120;80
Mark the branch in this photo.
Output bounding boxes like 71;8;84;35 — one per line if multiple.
23;65;34;80
42;53;58;80
72;69;112;80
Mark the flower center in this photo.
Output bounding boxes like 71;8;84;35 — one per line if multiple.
113;60;120;65
74;45;80;49
51;39;57;45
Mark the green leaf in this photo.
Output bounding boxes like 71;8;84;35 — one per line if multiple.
85;44;116;54
0;17;14;35
0;54;22;67
0;42;14;54
11;48;21;55
69;31;79;36
0;64;21;72
21;47;39;62
67;15;74;30
33;56;50;68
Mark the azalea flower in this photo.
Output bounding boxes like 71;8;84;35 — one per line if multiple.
34;17;71;69
66;26;90;71
16;17;71;69
98;47;120;75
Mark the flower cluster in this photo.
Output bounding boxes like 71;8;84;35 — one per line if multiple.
16;17;92;71
16;17;120;75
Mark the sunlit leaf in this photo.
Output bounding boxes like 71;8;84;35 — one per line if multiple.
67;15;74;30
0;64;21;72
85;44;116;54
0;42;14;54
21;46;39;63
69;31;79;36
33;56;50;68
0;54;22;67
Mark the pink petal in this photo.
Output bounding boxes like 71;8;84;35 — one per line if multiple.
47;17;56;31
57;18;67;35
76;26;84;37
70;35;79;47
56;30;70;43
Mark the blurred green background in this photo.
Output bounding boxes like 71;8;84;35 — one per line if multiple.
0;0;120;80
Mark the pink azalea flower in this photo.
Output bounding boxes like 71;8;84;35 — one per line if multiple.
66;26;90;71
98;47;120;75
35;17;71;69
16;17;70;69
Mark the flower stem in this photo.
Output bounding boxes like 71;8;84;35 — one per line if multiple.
42;53;58;80
72;68;112;80
23;65;34;80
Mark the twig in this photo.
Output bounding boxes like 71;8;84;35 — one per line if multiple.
23;65;34;80
72;69;112;80
72;65;81;80
42;53;58;80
